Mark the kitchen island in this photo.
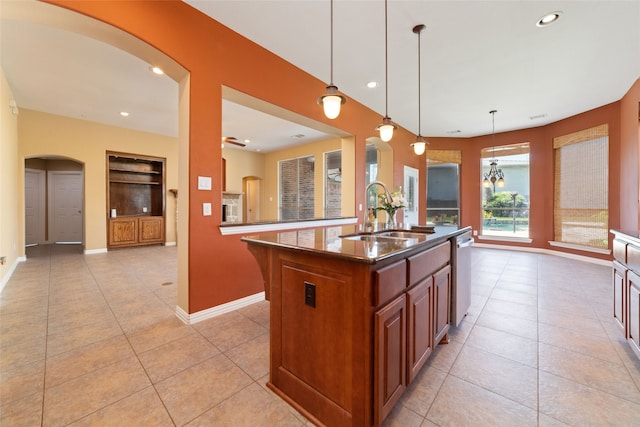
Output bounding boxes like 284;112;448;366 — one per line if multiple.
243;224;471;427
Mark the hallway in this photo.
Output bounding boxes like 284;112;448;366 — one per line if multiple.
1;244;639;426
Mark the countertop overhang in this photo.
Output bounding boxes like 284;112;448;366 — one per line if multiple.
241;224;471;264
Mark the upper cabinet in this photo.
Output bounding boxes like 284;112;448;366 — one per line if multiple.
106;151;165;248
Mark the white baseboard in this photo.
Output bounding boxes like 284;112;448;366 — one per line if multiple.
0;257;26;294
175;291;266;325
84;248;108;255
165;241;176;246
473;243;612;267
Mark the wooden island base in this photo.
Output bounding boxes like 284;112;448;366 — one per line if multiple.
244;225;468;426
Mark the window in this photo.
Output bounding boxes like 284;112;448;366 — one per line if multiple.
426;150;461;225
365;144;378;186
481;143;530;238
324;150;342;218
279;156;314;220
553;124;609;251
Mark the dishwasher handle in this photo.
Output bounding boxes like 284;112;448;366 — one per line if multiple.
457;238;474;249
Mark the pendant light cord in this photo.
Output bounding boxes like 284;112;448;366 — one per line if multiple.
491;110;497;157
417;26;421;135
329;0;334;85
384;0;389;116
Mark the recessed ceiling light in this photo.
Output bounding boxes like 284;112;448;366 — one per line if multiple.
150;66;164;75
367;81;378;89
292;134;305;139
530;113;547;120
536;11;562;27
446;129;461;134
120;111;129;117
244;139;250;143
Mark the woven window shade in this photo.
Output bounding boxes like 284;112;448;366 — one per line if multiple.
426;150;461;165
481;142;530;158
553;124;608;149
553;126;609;250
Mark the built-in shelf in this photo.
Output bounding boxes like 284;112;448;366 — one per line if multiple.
107;151;166;249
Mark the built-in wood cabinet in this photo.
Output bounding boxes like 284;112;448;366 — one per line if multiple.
375;293;406;424
245;230;459;427
613;260;627;333
610;231;640;360
628;270;640;357
107;152;165;249
374;241;451;425
406;277;433;383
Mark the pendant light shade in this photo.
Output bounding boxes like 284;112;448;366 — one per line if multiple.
411;24;428;155
319;86;345;119
317;0;346;119
376;116;396;142
376;0;396;141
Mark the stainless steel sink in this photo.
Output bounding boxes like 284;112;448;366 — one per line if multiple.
341;234;409;243
374;231;427;239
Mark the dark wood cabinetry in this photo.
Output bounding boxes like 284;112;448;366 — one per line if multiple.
611;231;640;361
628;270;640;357
107;152;165;249
245;228;460;427
374;241;451;425
613;260;627;333
375;293;406;424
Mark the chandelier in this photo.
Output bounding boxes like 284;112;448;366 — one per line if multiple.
482;110;505;191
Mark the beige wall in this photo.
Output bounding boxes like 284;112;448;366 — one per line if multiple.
17;109;179;252
222;146;265;194
263;137;343;220
0;68;20;286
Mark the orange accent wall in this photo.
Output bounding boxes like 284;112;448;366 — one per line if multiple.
620;78;640;230
44;0;424;313
427;100;625;261
40;1;639;311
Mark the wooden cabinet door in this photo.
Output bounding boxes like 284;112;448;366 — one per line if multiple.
613;261;627;335
433;265;451;345
109;218;137;247
406;278;433;383
374;293;406;426
628;271;640;358
139;216;164;244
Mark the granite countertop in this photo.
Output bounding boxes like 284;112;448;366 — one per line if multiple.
242;224;470;264
611;229;640;245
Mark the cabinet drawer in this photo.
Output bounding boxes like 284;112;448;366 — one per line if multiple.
374;260;407;307
628;243;640;273
613;238;628;263
407;241;450;286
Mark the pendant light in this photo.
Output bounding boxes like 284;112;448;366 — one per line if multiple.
482;110;505;191
317;0;346;119
375;0;397;142
410;24;428;155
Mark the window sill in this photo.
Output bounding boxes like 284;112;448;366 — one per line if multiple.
477;235;533;244
548;241;611;255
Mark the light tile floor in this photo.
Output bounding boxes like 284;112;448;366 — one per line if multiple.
1;244;639;426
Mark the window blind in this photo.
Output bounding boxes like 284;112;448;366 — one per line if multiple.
553;125;609;250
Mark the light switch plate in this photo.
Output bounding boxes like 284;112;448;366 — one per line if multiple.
203;202;212;216
198;176;212;190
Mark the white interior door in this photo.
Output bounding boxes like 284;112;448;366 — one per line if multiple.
245;178;261;222
403;166;419;225
25;168;46;246
49;171;83;244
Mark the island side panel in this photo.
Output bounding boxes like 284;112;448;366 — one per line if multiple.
267;248;375;427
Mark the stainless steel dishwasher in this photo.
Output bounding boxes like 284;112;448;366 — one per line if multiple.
451;230;473;326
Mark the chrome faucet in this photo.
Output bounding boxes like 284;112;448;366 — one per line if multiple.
365;181;393;228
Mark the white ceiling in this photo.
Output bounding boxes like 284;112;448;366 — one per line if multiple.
2;1;639;152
